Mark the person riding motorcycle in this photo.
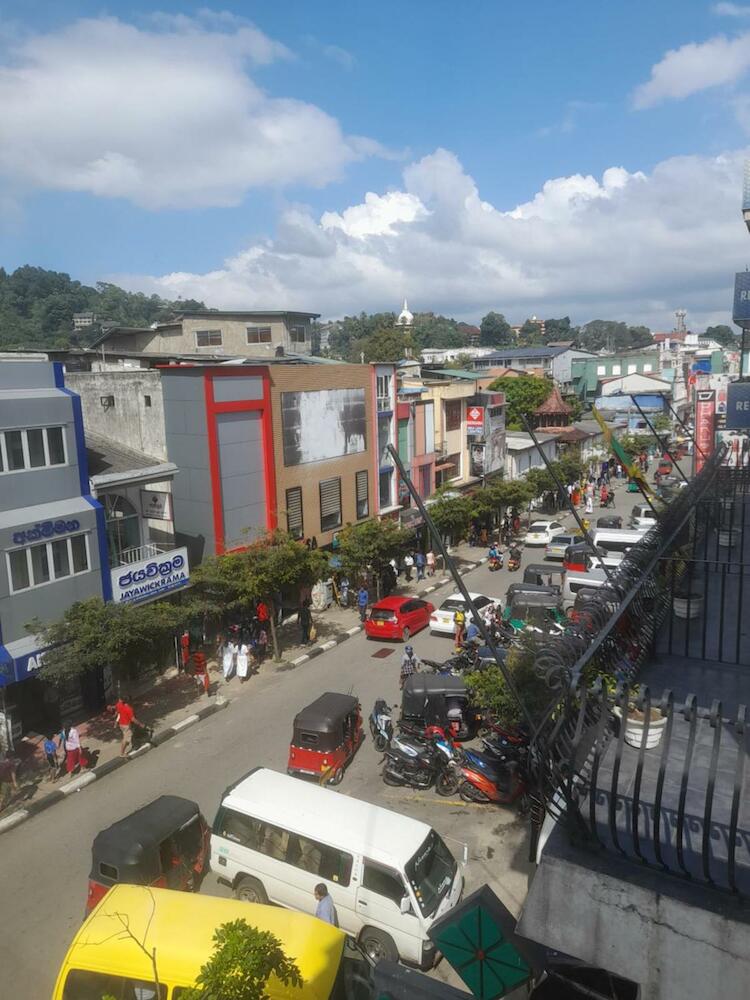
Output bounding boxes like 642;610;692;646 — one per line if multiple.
507;544;522;570
488;543;503;571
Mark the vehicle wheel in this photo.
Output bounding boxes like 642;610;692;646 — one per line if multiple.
374;734;388;753
435;770;460;796
401;627;410;642
359;926;399;964
459;780;489;803
328;766;345;786
234;875;268;904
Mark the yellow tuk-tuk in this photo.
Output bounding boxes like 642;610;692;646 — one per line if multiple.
52;884;373;999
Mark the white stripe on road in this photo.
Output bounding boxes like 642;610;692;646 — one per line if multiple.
422;585;436;594
439;577;450;585
345;626;362;636
0;810;29;832
463;563;476;571
172;714;199;732
60;772;97;795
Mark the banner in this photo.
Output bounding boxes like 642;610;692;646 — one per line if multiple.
694;389;716;474
725;381;750;429
466;405;484;436
111;546;190;604
592;407;654;498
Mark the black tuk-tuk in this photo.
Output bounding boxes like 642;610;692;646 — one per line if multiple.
522;565;565;591
596;515;623;530
87;795;209;913
503;590;565;632
287;692;364;785
400;674;482;741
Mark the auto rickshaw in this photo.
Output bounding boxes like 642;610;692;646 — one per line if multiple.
563;541;600;573
522;564;565;591
287;692;363;785
596;514;623;530
86;795;209;914
657;458;673;477
626;478;640;493
400;674;482;742
503;591;566;633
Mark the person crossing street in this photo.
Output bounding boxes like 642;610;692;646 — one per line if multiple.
400;645;421;688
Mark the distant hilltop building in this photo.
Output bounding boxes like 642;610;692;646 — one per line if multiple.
395;298;414;328
73;311;96;331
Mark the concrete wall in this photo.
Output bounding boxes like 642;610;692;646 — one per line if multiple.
105;315;313;358
66;370;167;460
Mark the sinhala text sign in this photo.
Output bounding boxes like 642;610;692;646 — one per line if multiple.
725;381;750;429
111;547;190;604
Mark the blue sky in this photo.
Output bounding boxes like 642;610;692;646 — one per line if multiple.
2;1;750;327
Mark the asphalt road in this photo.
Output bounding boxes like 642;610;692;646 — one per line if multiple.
0;484;643;999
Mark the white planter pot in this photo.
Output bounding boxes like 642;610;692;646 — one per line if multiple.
673;595;703;619
718;528;740;548
613;707;667;749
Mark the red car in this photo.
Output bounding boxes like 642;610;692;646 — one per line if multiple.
364;596;435;642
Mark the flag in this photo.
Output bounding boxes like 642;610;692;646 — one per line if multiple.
592;407;656;500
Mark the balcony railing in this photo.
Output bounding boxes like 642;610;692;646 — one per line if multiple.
116;542;172;566
377;395;393;412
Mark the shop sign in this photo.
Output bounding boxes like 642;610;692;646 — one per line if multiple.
725;382;750;429
111;547;190;604
140;489;173;521
12;519;80;546
695;389;716;474
733;271;750;326
467;405;484;436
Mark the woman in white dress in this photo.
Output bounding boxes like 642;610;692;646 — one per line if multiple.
222;640;237;681
236;642;250;683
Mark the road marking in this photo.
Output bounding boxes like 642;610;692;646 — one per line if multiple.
128;744;151;758
422;585;436;594
319;640;337;651
345;626;362;636
0;810;29;832
439;577;450;585
291;654;310;666
61;772;97;795
172;714;199;732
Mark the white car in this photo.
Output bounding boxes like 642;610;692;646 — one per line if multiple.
429;593;495;635
525;520;564;546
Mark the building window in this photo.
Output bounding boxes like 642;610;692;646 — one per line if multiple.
355;470;369;519
289;325;306;344
195;329;223;348
319;477;342;532
103;494;141;567
144;395;152;407
0;426;67;474
444;400;462;431
286;486;304;540
247;326;272;345
376;374;392;409
643;363;653;373
628;364;637;374
7;533;90;593
419;464;432;497
379;470;393;508
596;365;606;376
611;365;621;376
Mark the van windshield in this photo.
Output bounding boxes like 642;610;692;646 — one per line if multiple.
404;830;457;917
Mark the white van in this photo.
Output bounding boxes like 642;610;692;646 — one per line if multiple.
562;567;608;610
210;767;463;968
591;528;647;566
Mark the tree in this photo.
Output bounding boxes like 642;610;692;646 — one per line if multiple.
32;598;182;690
190;531;328;661
487;375;552;430
705;324;739;348
464;640;551;728
183;919;302;1000
653;413;672;433
427;495;474;545
543;316;578;344
518;319;544;346
479;311;513;347
336;518;412;596
578;319;652;353
619;432;653;457
563;393;583;421
353;327;414;363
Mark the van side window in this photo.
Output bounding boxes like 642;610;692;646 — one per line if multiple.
362;861;406;905
286;834;353;886
62;969;166;999
216;808;264;851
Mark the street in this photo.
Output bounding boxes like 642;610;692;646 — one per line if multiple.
0;483;643;999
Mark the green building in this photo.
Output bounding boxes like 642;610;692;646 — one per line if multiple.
571;352;661;405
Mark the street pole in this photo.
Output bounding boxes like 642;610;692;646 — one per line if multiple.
385;444;537;731
629;395;690;486
658;392;709;467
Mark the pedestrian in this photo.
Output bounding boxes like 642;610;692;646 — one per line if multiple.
310;536;318;550
256;600;270;627
43;734;59;780
357;585;369;623
616;463;623;479
193;650;210;695
236;642;250;683
314;883;338;926
585;493;594;514
299;598;313;645
0;752;19;806
415;551;426;581
454;607;466;651
338;574;350;608
62;724;82;775
600;483;608;507
222;639;237;681
389;557;399;579
114;697;142;757
404;552;414;582
256;627;268;664
179;629;190;672
400;645;421;688
426;550;436;577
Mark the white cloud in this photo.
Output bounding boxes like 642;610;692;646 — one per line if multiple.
322;44;355;70
633;32;750;108
116;147;750;331
713;3;750;16
0;15;381;208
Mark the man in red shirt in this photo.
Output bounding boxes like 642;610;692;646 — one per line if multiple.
114;698;142;757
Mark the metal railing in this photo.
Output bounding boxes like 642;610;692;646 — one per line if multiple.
117;542;171;565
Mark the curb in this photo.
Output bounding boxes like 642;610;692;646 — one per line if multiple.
0;700;230;837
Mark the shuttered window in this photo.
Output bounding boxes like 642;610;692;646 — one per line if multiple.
355;470;369;519
286;487;303;539
319;477;342;532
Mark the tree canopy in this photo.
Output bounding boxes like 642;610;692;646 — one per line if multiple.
479;311;513;346
578;320;652;352
705;324;739;348
336;518;413;591
487;375;553;430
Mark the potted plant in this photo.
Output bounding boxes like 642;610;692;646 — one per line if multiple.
613;688;667;749
672;580;703;619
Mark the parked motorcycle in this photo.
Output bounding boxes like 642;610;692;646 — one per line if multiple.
381;733;461;795
369;698;394;753
458;755;528;808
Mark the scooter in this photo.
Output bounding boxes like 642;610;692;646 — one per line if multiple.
488;554;503;572
507;548;522;572
458;756;528;807
369;699;394;753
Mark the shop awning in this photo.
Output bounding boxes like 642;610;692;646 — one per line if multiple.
0;636;50;687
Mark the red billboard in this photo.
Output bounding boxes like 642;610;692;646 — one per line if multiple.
466;405;484;436
694;389;716;475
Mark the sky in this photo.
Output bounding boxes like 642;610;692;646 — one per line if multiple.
3;2;750;329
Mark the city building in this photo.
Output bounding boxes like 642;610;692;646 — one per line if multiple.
91;310;320;360
571;351;662;406
594;371;673;429
372;364;401;517
473;345;595;390
0;361;109;741
419;346;496;365
394;385;437;530
72;312;96;331
533;385;572;430
395;299;414;328
504;432;559;480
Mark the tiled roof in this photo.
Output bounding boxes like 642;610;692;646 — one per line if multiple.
535;385;573;415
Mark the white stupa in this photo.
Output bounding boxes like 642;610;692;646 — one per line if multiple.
395;298;414;327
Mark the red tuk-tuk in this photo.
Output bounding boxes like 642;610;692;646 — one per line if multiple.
86;795;209;913
657;456;673;477
563;542;597;573
287;692;364;785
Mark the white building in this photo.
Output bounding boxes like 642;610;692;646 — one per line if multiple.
504;432;560;480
